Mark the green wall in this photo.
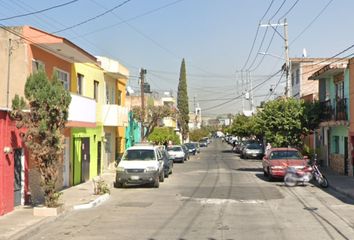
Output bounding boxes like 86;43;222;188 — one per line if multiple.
71;125;103;185
330;126;348;155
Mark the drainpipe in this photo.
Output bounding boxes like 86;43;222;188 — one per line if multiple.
6;39;12;109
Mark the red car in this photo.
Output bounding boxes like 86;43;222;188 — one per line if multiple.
262;148;308;181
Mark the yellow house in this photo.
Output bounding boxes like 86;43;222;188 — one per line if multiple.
69;62;105;184
97;56;129;168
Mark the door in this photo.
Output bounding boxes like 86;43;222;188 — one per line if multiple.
344;137;348;175
63;137;70;187
14;148;22;207
97;141;102;176
81;138;90;183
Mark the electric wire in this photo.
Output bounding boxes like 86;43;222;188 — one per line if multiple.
202;69;282;112
240;0;275;71
74;0;184;38
51;0;132;34
290;0;334;46
0;0;79;21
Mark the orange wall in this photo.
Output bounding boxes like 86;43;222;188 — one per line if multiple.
29;45;72;84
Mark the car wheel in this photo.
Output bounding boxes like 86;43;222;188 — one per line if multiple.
267;168;273;182
114;182;123;188
159;171;165;182
153;178;160;188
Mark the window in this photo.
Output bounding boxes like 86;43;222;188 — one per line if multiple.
291;72;294;86
117;90;122;105
106;84;115;104
77;73;84;95
295;69;300;84
335;81;344;100
54;68;70;90
334;136;339;154
32;59;45;73
94;80;99;101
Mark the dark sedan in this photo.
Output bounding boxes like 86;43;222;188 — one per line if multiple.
161;149;174;177
184;142;197;155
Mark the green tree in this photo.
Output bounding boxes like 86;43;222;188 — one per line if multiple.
132;105;175;139
147;127;180;145
229;114;262;139
189;128;209;142
177;58;189;141
255;97;320;148
11;71;71;207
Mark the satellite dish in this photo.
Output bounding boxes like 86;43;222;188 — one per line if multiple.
302;48;307;58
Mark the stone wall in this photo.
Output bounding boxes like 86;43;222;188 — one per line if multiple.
329;153;345;174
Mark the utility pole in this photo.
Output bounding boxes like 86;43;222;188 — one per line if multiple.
140;68;147;141
260;18;291;97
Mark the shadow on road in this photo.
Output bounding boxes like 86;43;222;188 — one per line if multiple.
235;167;263;172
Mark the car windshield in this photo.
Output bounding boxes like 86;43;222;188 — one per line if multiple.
247;143;262;150
123;149;155;161
269;150;302;160
185;143;195;148
168;146;182;151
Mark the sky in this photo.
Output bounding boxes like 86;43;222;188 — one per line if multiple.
1;0;352;117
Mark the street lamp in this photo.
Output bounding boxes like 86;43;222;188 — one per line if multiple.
258;52;285;60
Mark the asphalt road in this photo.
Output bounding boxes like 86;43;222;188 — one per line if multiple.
26;139;354;240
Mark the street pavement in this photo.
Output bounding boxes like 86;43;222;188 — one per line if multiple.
2;141;354;239
0;171;115;240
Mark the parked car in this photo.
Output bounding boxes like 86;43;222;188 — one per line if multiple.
181;144;190;161
199;139;208;147
167;145;186;163
193;142;201;153
262;148;308;181
240;143;264;159
114;145;164;188
161;148;174;178
184;142;197;155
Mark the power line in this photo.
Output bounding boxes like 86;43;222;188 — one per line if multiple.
0;0;79;21
246;0;300;72
52;0;132;34
202;69;282;112
240;0;275;71
74;0;185;38
290;0;334;46
277;0;300;20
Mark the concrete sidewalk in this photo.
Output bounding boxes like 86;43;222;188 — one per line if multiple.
0;170;115;240
321;168;354;201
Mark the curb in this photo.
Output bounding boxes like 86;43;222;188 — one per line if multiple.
73;193;110;210
329;185;354;200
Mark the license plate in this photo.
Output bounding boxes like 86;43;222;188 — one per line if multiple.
130;176;139;180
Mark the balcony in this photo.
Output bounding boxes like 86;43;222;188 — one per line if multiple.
67;93;96;127
335;98;348;121
319;98;348;122
319;100;333;121
102;104;129;127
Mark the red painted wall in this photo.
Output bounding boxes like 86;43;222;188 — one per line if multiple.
0;111;27;216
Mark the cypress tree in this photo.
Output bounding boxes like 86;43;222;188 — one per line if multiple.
177;58;189;141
